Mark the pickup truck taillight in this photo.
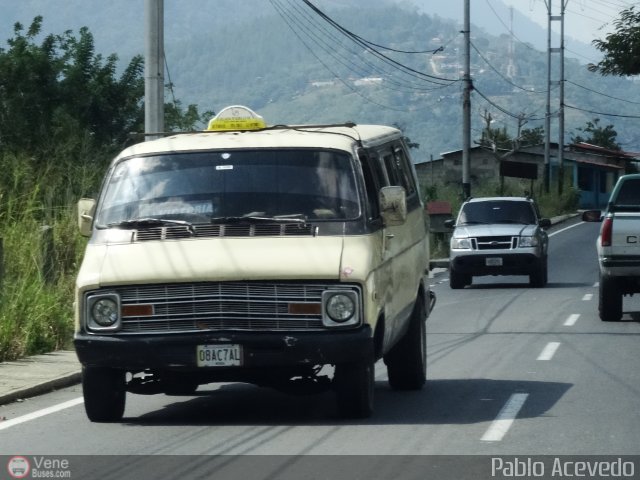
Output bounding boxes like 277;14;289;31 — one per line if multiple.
601;216;613;247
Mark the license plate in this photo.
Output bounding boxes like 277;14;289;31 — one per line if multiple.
197;344;242;367
486;257;503;266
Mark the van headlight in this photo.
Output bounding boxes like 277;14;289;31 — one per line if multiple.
451;237;472;249
322;290;359;327
86;293;121;331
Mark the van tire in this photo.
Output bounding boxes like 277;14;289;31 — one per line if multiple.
384;295;427;390
599;275;622;322
334;354;374;419
82;366;126;422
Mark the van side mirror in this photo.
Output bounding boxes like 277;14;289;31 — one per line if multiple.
379;186;407;226
582;210;602;222
77;198;96;237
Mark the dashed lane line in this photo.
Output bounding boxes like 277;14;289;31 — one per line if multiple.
481;393;529;442
563;314;580;326
537;341;561;361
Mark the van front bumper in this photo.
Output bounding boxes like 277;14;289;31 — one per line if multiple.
74;327;372;372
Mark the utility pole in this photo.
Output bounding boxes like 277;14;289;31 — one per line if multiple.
544;0;552;193
462;0;471;200
558;0;567;194
544;0;568;193
145;0;164;140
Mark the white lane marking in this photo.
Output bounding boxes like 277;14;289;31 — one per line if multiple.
564;314;580;326
0;397;84;431
481;393;529;442
548;222;584;237
593;282;599;288
582;293;593;301
537;342;561;361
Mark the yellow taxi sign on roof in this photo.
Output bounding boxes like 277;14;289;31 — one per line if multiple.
206;105;266;131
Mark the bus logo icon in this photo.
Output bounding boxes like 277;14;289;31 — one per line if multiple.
7;456;30;479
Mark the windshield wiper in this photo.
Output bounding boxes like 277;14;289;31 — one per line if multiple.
498;219;530;224
459;220;488;225
209;214;308;224
106;218;195;230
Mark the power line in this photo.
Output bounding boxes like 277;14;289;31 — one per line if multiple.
473;86;547;122
470;40;549;94
565;103;640;119
280;0;454;92
567;79;640;105
299;0;459;85
269;0;417;112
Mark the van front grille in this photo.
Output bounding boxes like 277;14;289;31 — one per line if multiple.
88;282;361;334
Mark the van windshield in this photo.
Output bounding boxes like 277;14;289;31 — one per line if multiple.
96;149;361;227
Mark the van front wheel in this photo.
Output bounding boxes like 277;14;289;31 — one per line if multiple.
384;295;427;390
82;366;126;422
334;354;374;419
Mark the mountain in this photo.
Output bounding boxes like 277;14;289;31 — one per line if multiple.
1;0;638;159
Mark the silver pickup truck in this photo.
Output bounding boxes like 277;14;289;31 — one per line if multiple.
583;173;640;322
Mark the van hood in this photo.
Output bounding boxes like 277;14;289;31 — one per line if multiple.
453;224;537;238
78;236;345;288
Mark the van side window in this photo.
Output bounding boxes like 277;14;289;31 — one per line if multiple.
393;146;417;197
383;153;400;186
360;151;384;220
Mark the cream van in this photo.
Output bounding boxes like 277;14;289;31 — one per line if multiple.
74;106;433;422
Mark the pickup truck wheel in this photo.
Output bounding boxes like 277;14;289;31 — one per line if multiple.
82;366;126;422
384;294;427;390
599;276;622;322
450;269;470;289
529;258;547;288
334;354;374;419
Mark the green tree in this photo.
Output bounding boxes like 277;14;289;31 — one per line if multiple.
520;126;544;146
589;6;640;75
0;17;208;155
571;118;621;151
0;17;146;153
0;17;60;151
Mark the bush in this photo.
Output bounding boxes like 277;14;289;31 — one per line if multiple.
0;151;104;362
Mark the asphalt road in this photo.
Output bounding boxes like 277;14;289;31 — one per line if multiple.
2;218;640;465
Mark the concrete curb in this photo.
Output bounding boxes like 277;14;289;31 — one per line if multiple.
0;350;82;406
